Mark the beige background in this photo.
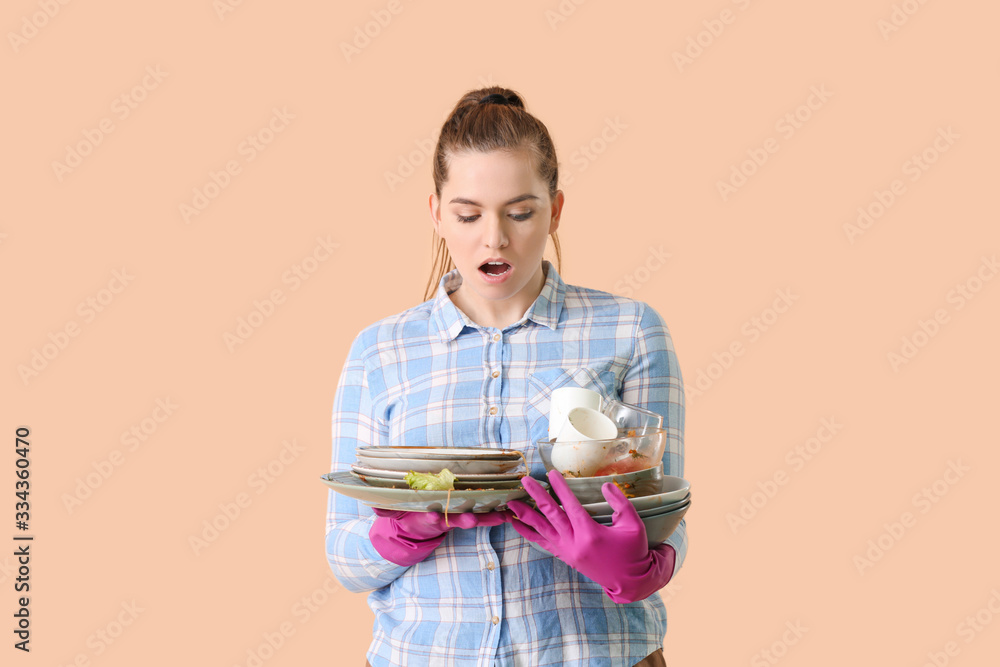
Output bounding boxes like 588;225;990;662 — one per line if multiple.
3;0;999;665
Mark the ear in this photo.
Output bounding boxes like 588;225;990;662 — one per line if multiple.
548;190;564;235
429;193;441;236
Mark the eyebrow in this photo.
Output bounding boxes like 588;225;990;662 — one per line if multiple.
448;194;540;206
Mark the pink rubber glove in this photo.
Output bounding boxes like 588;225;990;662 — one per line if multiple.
369;508;512;567
506;470;676;604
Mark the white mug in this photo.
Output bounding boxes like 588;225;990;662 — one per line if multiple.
556;406;618;442
548;387;602;439
550;407;619;476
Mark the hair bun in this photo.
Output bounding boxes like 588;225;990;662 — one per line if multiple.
479;92;519;107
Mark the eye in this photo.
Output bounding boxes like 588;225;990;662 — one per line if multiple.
455;211;534;223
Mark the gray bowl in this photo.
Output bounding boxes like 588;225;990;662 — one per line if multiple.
555;465;663;504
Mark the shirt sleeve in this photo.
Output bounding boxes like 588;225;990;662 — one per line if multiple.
620;302;688;578
325;330;411;592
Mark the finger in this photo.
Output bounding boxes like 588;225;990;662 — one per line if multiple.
474;510;512;527
495;509;516;523
519;475;554;506
546;470;590;526
600;481;633;514
449;510;508;529
505;499;531;518
509;517;554;551
505;497;561;544
419;511;451;531
445;512;484;530
602;483;644;534
375;508;412;521
525;474;572;533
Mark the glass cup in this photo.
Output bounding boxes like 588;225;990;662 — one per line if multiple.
600;398;663;432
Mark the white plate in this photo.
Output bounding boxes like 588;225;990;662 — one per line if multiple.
350;463;525;482
321;471;544;512
355;455;524;475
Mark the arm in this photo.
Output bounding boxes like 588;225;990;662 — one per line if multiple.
620;303;687;579
324;331;411;592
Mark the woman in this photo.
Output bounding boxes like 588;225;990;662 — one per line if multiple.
326;86;686;667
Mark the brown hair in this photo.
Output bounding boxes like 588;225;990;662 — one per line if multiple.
423;86;563;302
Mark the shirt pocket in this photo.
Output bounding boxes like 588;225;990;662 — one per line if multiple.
525;365;620;448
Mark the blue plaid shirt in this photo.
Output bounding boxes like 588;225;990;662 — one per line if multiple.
326;259;686;667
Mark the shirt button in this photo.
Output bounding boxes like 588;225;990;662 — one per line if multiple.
491;616;500;625
489;406;498;415
486;561;495;570
491;370;500;378
492;333;501;342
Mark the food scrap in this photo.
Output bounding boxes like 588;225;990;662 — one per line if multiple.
405;468;457;526
612;479;636;498
404;469;457;490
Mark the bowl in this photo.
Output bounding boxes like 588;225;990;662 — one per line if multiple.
528;500;690;555
536;427;667;478
551;464;663;505
600;399;664;431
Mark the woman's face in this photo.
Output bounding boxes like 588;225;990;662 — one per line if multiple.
430;149;563;321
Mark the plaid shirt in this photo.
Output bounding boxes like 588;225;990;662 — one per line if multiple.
326;259;686;667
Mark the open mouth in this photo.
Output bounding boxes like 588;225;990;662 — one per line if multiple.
479;261;511;276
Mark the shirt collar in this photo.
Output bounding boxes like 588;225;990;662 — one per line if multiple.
431;259;565;341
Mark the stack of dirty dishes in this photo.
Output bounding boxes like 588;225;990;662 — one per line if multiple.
351;446;526;489
532;390;691;548
320;446;538;514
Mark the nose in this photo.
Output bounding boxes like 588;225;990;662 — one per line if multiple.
483;215;508;249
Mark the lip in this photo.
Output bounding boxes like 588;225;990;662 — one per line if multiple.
478;257;513;284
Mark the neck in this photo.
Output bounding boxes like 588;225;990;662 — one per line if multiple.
451;262;548;330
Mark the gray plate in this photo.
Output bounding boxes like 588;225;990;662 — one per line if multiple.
321;470;544;512
591;498;691;523
355;446;523;460
528;500;691;555
350;463;525;481
355;454;525;475
575;476;691;516
348;471;525;491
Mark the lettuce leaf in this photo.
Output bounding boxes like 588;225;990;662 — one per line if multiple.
404;468;457;491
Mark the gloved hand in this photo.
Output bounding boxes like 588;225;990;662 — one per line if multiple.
369;508;512;567
506;470;676;604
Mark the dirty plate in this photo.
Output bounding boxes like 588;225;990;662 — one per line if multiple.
348;471;525;491
350;463;525;482
321;471;545;512
574;475;691;516
355;452;525;475
355;446;523;460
